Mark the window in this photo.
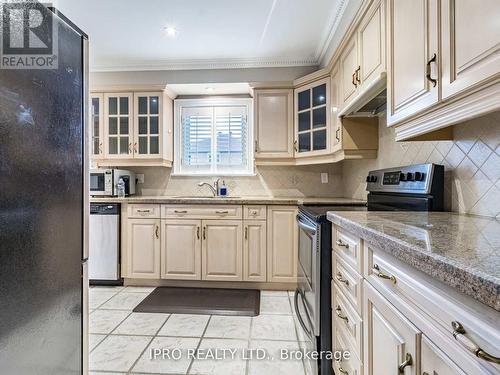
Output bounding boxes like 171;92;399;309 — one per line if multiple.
174;98;253;175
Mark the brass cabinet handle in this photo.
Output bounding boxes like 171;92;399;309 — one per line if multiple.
99;142;103;154
398;353;413;374
215;210;229;214
254;140;259;153
293;140;298;152
335;306;349;323
336;272;349;286
335;128;340;142
174;210;188;214
128;142;132;153
136;209;151;213
373;264;397;284
336;239;349;249
244;226;248;240
196;226;200;240
337;365;348;374
203;226;206;240
451;321;500;364
426;53;438;87
352;71;357;88
155;225;159;239
133;142;137;153
355;66;361;84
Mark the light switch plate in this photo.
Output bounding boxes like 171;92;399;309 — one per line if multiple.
321;173;328;184
136;174;145;184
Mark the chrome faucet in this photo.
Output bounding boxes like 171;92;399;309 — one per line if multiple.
198;178;220;196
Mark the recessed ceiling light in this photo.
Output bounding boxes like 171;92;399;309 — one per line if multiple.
164;26;178;37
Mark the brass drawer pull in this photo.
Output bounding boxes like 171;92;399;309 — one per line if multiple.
398;353;413;373
196;226;200;240
373;264;396;284
203;226;206;240
174;210;188;214
215;210;229;214
338;365;348;374
352;71;357;88
451;321;500;364
336;239;349;249
155;225;159;239
136;209;151;213
335;306;349;323
244;226;248;240
335;272;349;286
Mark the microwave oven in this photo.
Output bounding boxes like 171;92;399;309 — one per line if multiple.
90;168;136;196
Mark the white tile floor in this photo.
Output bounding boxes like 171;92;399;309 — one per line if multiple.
89;286;306;375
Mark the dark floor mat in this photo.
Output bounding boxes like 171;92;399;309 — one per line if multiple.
133;287;260;316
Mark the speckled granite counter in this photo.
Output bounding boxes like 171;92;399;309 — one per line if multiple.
327;211;500;311
90;196;367;206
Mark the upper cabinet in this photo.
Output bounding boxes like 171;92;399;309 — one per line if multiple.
294;77;331;157
91;88;174;167
388;0;500;140
253;88;294;161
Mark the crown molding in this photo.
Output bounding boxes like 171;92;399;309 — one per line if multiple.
90;57;319;73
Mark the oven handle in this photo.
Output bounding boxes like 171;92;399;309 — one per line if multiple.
294;289;313;339
296;215;317;235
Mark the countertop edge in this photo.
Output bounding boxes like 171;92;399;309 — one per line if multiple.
327;212;500;312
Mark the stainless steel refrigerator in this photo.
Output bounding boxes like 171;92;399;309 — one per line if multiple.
0;3;89;374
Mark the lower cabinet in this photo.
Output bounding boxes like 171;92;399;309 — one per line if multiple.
127;218;161;278
421;335;467;375
161;219;201;280
267;206;298;283
243;220;267;282
364;282;421;375
202;220;243;281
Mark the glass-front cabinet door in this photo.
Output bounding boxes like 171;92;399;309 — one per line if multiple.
134;93;162;158
294;77;330;157
90;94;104;159
104;93;133;158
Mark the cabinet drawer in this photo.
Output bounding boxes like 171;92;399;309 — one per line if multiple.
333;253;363;315
128;204;161;218
333;226;362;275
243;205;267;220
332;282;363;359
162;205;242;219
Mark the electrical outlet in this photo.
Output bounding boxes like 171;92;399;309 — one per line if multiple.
136;174;145;184
321;173;328;184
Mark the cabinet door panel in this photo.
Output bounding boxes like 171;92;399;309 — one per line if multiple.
341;36;359;105
387;0;439;126
91;94;104;159
127;218;160;278
359;0;385;87
254;89;293;158
441;0;500;99
267;207;298;282
104;93;133;158
161;219;201;280
243;220;266;282
364;282;421;375
330;68;342;153
202;220;242;281
133;92;163;159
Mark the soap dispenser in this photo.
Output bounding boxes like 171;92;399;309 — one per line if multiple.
220;180;228;196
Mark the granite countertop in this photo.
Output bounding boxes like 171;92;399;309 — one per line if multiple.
90;195;367;206
327;211;500;311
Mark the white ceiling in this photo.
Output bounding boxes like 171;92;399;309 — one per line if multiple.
53;0;350;72
168;83;250;96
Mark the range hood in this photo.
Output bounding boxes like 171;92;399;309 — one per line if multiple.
338;72;387;117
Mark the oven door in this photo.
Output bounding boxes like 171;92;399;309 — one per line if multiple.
296;214;320;336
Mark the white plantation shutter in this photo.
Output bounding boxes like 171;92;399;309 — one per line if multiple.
176;99;253;175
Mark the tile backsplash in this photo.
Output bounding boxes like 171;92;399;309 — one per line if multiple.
130;164;343;198
342;112;500;218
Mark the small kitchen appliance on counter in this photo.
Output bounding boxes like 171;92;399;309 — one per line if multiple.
90;168;136;197
295;163;444;375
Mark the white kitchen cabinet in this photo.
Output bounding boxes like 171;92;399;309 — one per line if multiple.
90;93;104;159
161;219;201;280
364;282;421;375
201;220;243;281
127;218;160;279
340;35;359;107
267;206;298;283
133;92;163;159
441;0;500;100
254;89;294;160
294;78;330;157
243;220;267;282
357;0;385;89
387;0;439;126
330;66;342;153
104;93;133;159
421;335;466;375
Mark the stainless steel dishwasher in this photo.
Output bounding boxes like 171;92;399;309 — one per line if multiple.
89;203;121;284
